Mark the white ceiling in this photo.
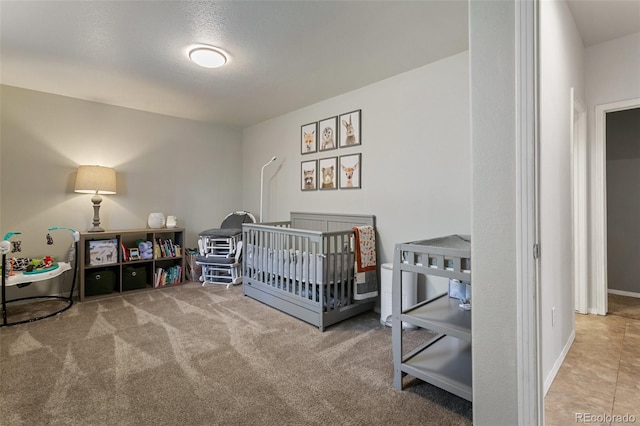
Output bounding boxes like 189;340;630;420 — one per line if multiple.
1;1;638;128
566;0;640;47
0;1;468;127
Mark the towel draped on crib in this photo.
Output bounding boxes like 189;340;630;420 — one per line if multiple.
353;225;377;272
352;225;378;300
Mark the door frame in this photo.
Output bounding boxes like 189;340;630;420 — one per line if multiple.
593;98;640;315
515;0;542;423
571;88;587;314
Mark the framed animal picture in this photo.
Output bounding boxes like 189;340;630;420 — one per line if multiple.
339;153;361;189
318;157;338;190
301;122;317;154
301;160;317;191
339;109;361;148
318;116;337;152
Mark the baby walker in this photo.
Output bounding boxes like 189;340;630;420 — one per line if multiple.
0;227;79;327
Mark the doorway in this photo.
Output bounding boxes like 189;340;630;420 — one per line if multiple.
593;98;640;315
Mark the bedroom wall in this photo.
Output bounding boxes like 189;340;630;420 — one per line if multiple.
241;51;470;267
586;32;640;308
606;108;640;296
539;0;585;393
0;85;243;297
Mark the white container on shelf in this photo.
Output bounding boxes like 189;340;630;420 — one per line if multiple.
147;213;165;229
380;262;417;329
166;215;178;228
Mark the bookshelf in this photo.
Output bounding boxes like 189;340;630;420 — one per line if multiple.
78;228;185;301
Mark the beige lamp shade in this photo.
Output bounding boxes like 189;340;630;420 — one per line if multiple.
74;165;117;194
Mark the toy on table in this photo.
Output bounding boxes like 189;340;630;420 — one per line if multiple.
24;256;59;274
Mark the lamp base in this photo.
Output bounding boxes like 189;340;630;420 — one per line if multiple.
89;194;105;232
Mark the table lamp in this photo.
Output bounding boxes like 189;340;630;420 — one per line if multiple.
74;165;116;232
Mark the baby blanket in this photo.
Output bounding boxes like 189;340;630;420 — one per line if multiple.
353;225;377;272
352;226;378;300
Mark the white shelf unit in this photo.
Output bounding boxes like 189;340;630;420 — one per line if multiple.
391;235;472;401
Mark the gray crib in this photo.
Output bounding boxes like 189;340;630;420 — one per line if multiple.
242;212;377;331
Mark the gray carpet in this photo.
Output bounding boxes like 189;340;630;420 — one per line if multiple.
0;283;472;425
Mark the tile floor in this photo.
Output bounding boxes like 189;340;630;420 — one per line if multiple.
545;313;640;425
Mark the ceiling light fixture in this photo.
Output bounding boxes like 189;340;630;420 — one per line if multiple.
188;46;228;68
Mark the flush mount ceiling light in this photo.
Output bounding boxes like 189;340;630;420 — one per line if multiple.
188;46;228;68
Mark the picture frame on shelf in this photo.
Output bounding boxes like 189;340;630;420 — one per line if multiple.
301;122;318;154
339;153;361;189
339;109;361;148
319;156;338;190
318;116;338;152
301;159;317;191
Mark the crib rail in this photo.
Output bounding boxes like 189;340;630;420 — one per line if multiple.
242;223;355;312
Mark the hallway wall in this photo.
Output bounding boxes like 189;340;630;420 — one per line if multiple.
539;0;585;393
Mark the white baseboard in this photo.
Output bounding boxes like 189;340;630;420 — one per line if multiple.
608;289;640;299
544;329;576;396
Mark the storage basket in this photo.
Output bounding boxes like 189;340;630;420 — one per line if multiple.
85;269;116;296
123;266;147;291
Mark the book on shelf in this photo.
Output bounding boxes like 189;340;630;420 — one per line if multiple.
154;267;163;288
154;238;181;258
157;238;168;258
121;242;128;262
154;265;183;287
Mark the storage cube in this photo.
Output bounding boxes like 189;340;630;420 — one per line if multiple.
87;239;118;266
123;266;147;291
85;269;115;296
